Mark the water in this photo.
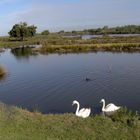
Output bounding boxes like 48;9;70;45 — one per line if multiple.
82;34;140;39
63;34;140;39
0;49;140;114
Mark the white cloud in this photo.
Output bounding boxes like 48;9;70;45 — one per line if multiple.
0;0;140;35
13;0;140;30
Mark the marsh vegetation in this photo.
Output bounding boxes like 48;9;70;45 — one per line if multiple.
0;34;140;53
0;24;140;53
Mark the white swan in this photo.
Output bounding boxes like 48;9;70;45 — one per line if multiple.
72;100;91;118
100;99;120;112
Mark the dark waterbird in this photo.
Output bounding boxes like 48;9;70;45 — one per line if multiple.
85;77;91;82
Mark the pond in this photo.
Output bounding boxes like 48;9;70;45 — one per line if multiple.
82;34;140;39
0;49;140;114
63;34;140;40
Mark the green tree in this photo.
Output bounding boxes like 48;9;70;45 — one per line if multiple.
27;25;37;37
58;30;64;34
101;26;109;35
9;22;37;40
41;30;50;35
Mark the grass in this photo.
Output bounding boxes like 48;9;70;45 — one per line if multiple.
0;102;139;140
39;43;140;53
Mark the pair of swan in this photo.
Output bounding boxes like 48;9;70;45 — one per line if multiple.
72;99;120;118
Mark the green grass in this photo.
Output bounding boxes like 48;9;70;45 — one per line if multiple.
0;102;139;140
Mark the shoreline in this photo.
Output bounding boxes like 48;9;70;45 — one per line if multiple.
0;102;139;140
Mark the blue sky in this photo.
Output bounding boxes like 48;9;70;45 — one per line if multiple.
0;0;140;35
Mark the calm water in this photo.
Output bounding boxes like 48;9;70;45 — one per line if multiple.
63;34;140;39
0;49;140;114
82;34;140;39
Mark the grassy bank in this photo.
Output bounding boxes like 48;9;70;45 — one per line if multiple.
0;35;140;53
0;102;139;140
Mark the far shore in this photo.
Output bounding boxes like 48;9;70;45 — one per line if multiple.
0;35;140;53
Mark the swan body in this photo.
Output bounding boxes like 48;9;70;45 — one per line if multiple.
72;100;91;118
100;99;120;112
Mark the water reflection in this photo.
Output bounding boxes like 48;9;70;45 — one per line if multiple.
0;50;140;114
0;74;7;82
0;66;7;82
82;34;140;39
11;46;38;59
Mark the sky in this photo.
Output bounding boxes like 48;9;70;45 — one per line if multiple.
0;0;140;35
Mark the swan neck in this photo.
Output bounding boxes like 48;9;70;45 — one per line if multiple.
76;102;80;115
102;100;105;111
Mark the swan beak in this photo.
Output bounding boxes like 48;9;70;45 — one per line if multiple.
100;101;102;103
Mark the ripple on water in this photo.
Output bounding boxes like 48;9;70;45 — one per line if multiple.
0;51;140;113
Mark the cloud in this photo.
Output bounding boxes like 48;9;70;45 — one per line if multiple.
13;0;140;30
0;0;140;35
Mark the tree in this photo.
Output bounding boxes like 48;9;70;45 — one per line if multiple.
41;30;50;35
58;30;64;34
9;22;37;40
27;25;37;37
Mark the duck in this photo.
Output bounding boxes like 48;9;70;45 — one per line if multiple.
85;77;91;82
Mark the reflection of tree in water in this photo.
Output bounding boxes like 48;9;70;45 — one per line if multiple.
0;74;7;82
11;46;37;60
0;65;7;82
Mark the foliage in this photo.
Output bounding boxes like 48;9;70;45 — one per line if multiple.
9;22;37;41
110;107;139;127
41;30;50;35
58;25;140;35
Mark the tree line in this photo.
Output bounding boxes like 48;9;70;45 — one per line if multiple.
7;22;140;41
58;25;140;35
